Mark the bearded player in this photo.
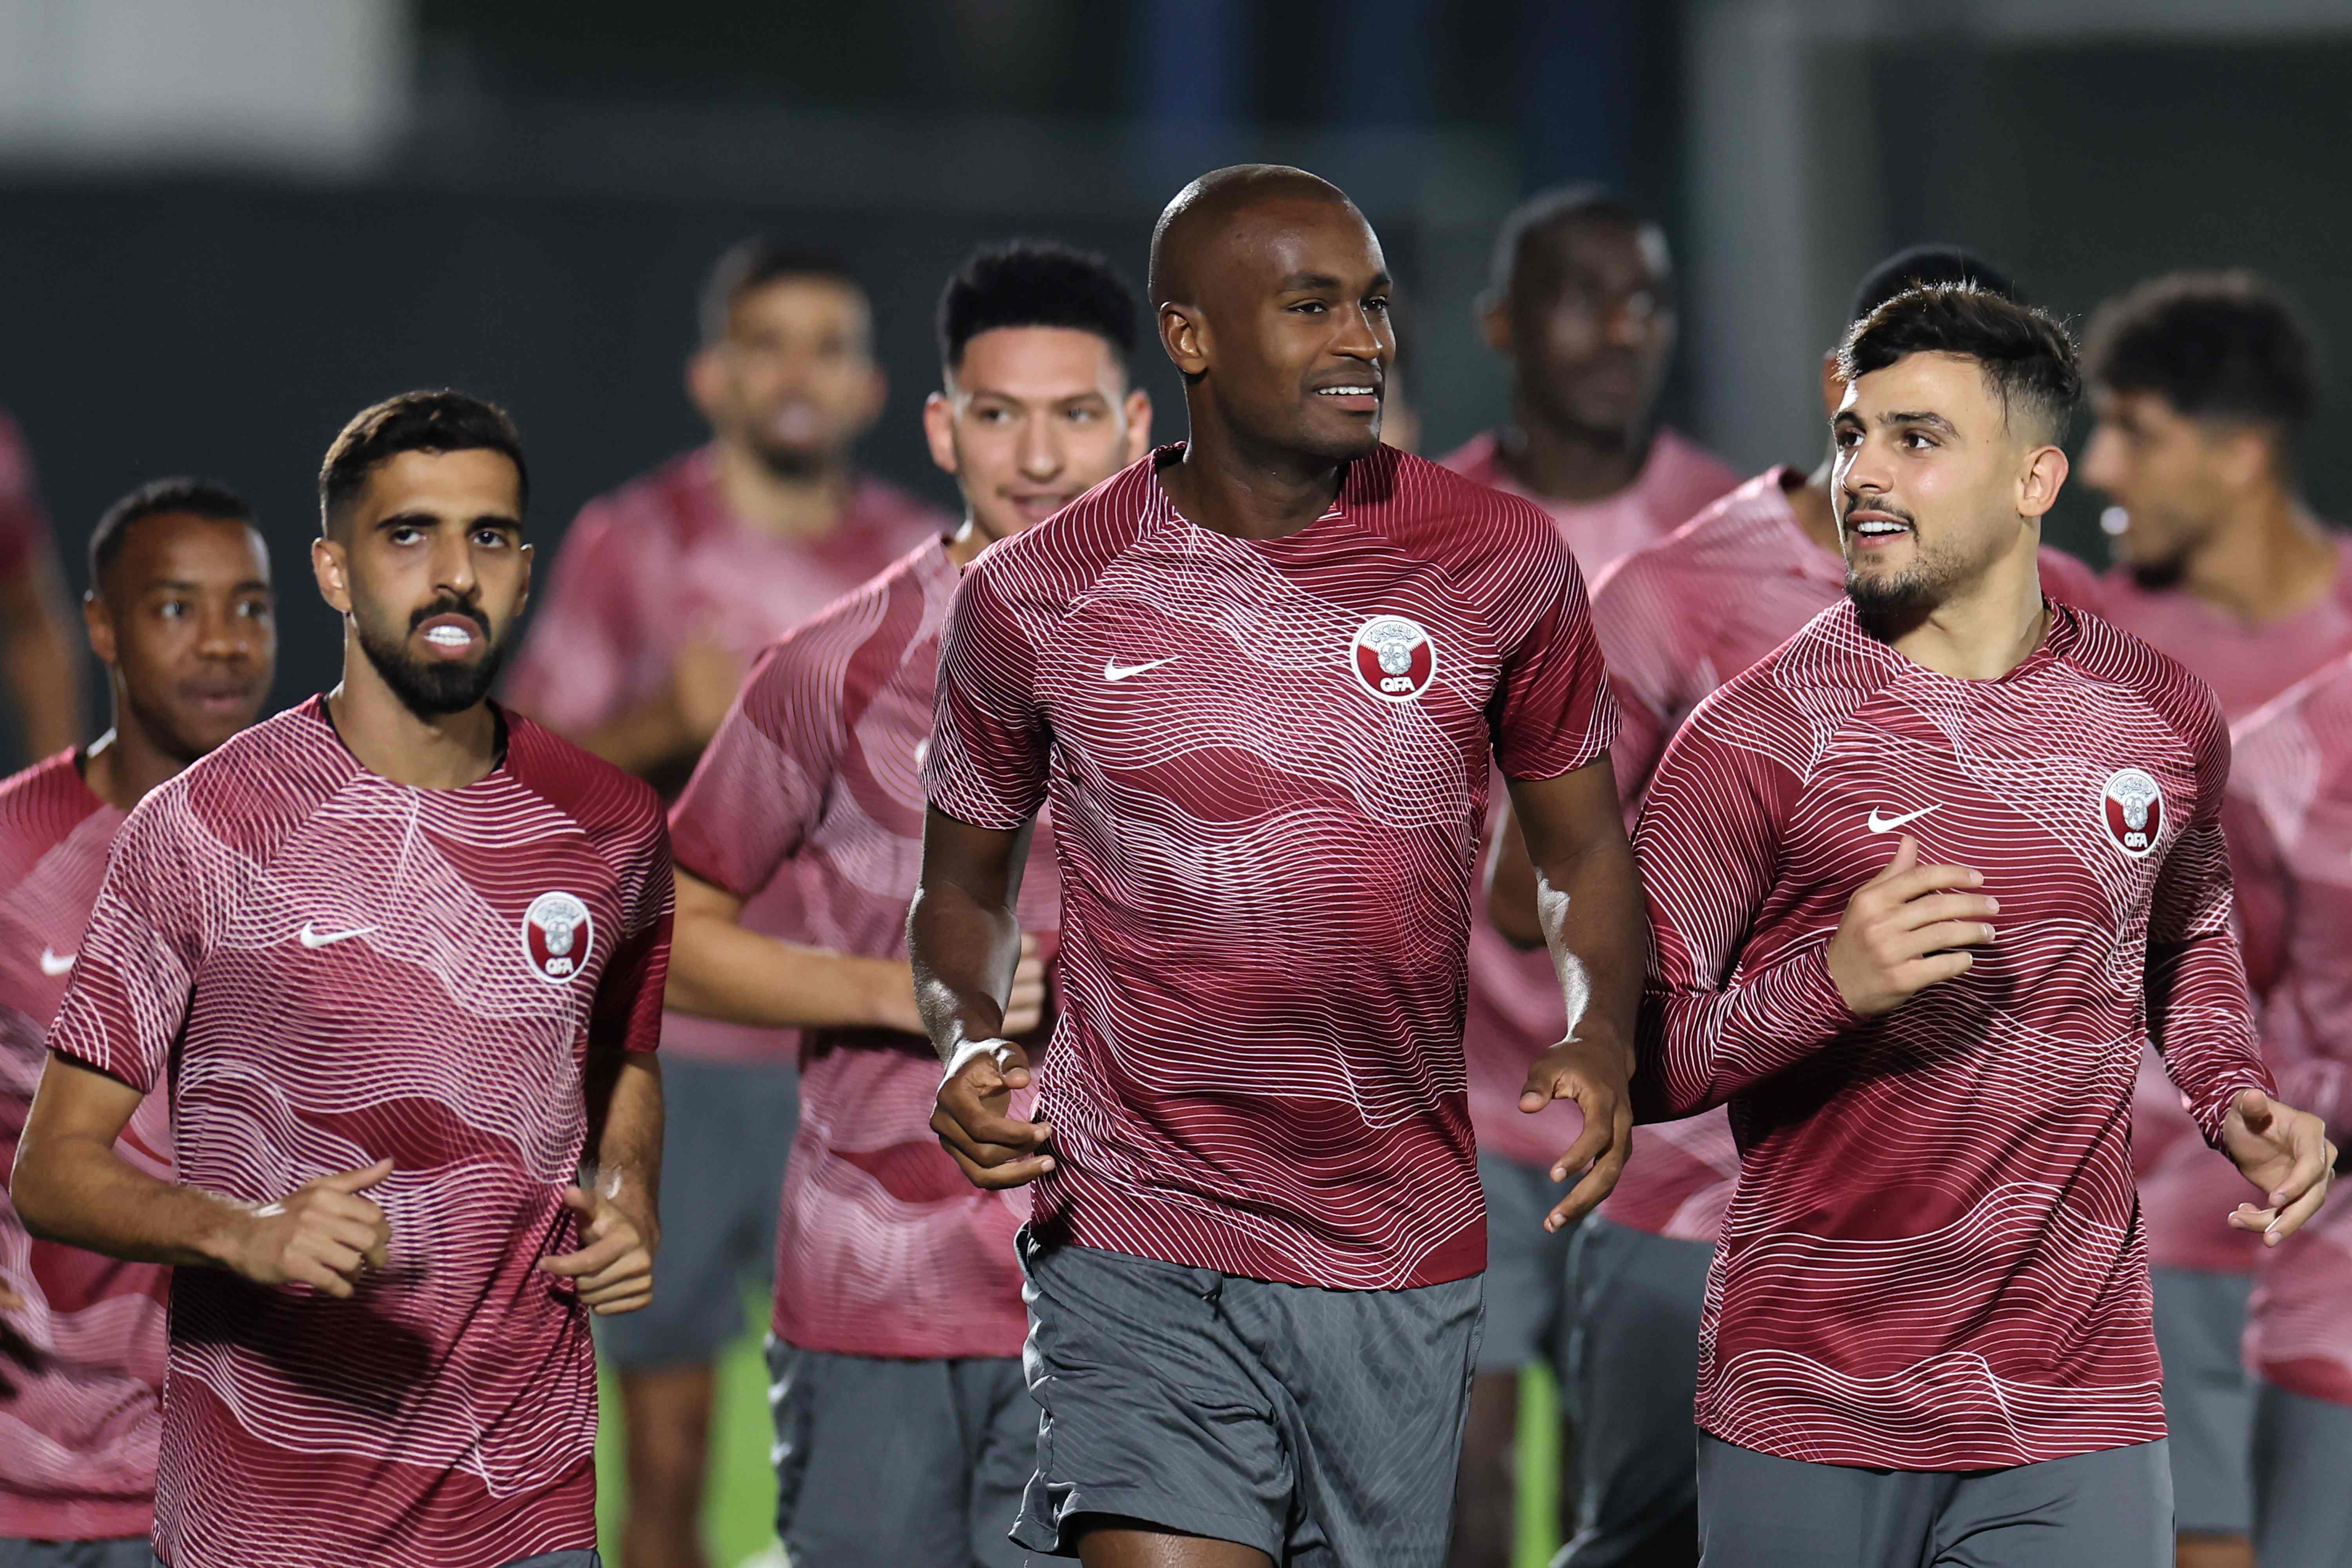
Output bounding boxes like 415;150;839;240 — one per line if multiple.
1632;285;2332;1566
913;165;1643;1568
2219;655;2352;1568
0;479;274;1566
13;392;672;1568
662;240;1148;1566
2078;272;2343;1568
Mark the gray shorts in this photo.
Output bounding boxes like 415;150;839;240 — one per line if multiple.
1695;1434;2171;1568
1477;1154;1574;1374
765;1338;1033;1568
1013;1232;1483;1566
1559;1214;1711;1567
597;1056;797;1370
2150;1265;2253;1535
2252;1379;2352;1568
0;1542;149;1568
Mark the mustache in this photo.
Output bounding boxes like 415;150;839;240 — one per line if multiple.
410;596;492;637
1840;492;1918;528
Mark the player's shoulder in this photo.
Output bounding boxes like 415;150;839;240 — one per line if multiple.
1642;427;1745;519
0;751;108;888
1624;468;1796;580
2058;604;2225;748
149;701;356;858
1354;446;1570;569
2236;647;2352;757
1690;601;1890;732
572;446;709;542
501;707;667;850
747;540;951;707
964;452;1160;600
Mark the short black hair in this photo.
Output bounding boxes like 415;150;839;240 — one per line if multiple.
1488;183;1662;300
2084;270;2319;431
89;477;252;594
936;241;1140;376
1839;285;2080;446
1851;245;2016;324
699;238;866;345
318;390;528;536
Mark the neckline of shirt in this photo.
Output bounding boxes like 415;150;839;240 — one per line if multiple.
1146;442;1356;552
1828;597;2080;688
304;694;515;795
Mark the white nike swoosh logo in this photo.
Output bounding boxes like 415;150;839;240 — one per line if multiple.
38;948;73;977
1103;657;1178;683
1867;804;1940;834
299;924;374;950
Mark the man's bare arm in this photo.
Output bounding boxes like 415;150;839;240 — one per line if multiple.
0;561;81;759
1484;801;1545;950
548;1050;663;1314
909;806;1049;1189
1504;755;1647;1229
13;1053;390;1295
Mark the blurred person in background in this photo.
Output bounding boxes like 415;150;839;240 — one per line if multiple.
504;240;952;1567
0;412;92;762
662;240;1146;1568
0;479;273;1568
2080;270;2345;1568
2220;655;2352;1568
1437;185;1739;1568
1494;247;2102;1568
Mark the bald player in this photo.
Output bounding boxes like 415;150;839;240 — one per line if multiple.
911;165;1645;1568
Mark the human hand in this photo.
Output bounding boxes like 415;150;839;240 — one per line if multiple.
1824;836;1996;1015
230;1156;393;1298
932;1038;1053;1190
1520;1029;1634;1232
538;1183;657;1314
2221;1089;2337;1245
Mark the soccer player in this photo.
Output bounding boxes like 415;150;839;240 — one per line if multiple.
0;411;90;761
1633;284;2333;1566
662;239;1149;1568
11;392;672;1568
1494;247;2099;1568
2077;271;2343;1568
502;241;951;1558
1437;189;1740;1559
915;164;1643;1568
2221;656;2352;1567
0;478;274;1567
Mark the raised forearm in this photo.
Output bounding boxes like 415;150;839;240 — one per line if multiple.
0;565;80;758
909;877;1025;1065
666;912;920;1033
583;1054;663;1245
1510;761;1644;1058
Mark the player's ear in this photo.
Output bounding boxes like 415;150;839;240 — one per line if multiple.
1123;387;1154;462
1476;289;1511;358
923;390;960;478
685;345;725;426
80;588;117;669
310;535;354;616
2017;443;2069;521
1160;302;1209;378
1820;351;1846;420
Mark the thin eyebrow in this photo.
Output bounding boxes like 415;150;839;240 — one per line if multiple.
1879;410;1958;434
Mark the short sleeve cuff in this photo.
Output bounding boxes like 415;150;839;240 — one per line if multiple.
1499;687;1621;782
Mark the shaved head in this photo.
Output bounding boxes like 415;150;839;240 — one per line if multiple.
1149;164;1362;309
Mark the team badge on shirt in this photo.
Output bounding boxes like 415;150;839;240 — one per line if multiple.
1352;614;1437;702
2100;768;2165;858
522;890;595;983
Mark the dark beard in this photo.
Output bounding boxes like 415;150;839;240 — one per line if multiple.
749;439;831;481
356;600;504;719
1846;567;1942;622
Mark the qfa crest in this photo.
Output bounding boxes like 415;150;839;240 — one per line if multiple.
522;890;595;984
2100;768;2165;858
1352;614;1437;702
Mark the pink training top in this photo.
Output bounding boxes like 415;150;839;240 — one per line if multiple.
669;537;1059;1361
2223;655;2352;1407
47;701;672;1568
1635;601;2270;1470
2100;547;2352;1275
1440;427;1740;1174
1587;470;2104;1239
502;444;952;1065
926;445;1616;1291
0;753;162;1541
0;411;57;581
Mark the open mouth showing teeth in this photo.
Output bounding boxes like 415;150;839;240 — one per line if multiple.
1853;520;1910;536
1317;386;1377;396
423;625;475;648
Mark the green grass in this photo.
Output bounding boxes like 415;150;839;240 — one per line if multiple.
594;1317;1566;1568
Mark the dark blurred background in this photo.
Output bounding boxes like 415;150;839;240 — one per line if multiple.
2;0;2348;744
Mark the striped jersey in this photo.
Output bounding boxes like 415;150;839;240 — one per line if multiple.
1634;600;2270;1469
0;752;160;1541
502;444;951;1064
1442;427;1739;1171
47;700;672;1568
925;445;1616;1290
2222;653;2352;1407
1590;470;2103;1238
669;536;1057;1360
2099;548;2352;1275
